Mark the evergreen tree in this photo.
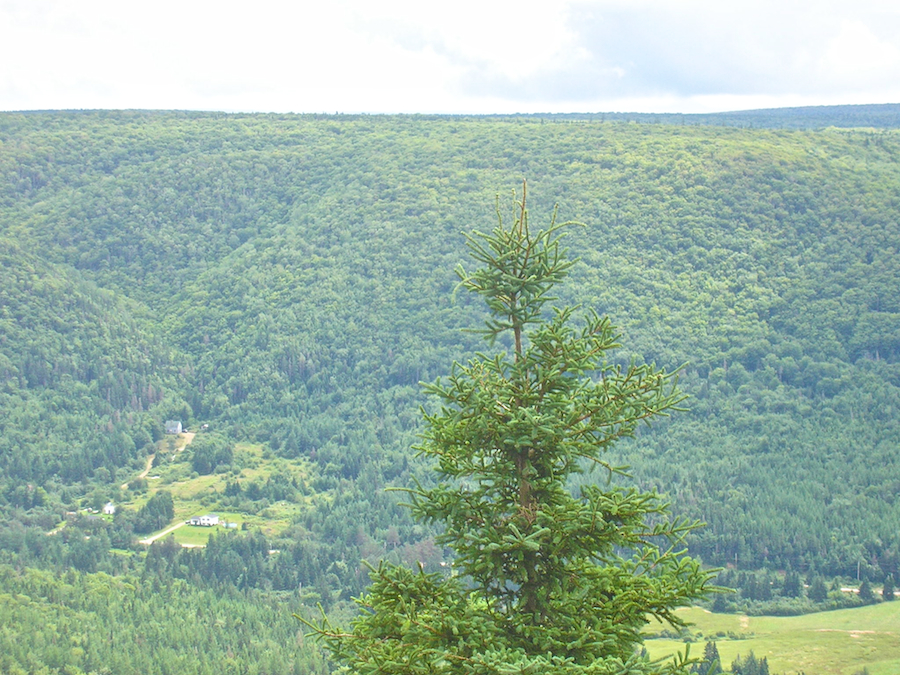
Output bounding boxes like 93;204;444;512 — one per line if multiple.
883;574;895;601
731;651;768;675
757;573;772;601
858;579;875;603
808;577;828;603
781;569;801;598
304;187;714;673
694;641;722;675
742;575;758;601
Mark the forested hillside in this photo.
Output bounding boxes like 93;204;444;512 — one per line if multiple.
1;110;899;671
0;238;183;490
546;102;900;128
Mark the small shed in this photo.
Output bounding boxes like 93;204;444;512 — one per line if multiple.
103;502;116;515
165;420;183;435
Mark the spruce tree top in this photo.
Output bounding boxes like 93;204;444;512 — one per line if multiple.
305;185;714;674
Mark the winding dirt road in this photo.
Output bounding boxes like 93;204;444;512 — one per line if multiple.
121;454;156;490
139;521;186;545
121;432;196;490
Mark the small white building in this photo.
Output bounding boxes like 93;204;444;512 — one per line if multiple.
103;502;116;515
165;420;183;435
189;514;220;527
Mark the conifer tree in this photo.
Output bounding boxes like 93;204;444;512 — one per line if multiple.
858;579;875;603
695;641;722;674
305;186;713;673
807;577;828;603
781;569;801;598
731;652;768;675
883;574;895;601
757;573;772;601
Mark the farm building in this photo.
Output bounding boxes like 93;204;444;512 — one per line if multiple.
189;514;220;527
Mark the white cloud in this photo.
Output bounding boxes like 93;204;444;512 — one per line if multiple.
0;0;898;113
349;0;579;77
821;19;900;84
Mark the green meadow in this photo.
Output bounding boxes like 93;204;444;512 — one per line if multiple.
646;604;900;674
128;441;313;544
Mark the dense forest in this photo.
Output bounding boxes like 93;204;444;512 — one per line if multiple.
1;107;899;672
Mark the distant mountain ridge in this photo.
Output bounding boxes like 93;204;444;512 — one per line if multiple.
602;102;900;129
492;102;900;129
7;102;900;130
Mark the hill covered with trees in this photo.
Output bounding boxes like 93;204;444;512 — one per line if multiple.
540;102;900;128
1;109;899;672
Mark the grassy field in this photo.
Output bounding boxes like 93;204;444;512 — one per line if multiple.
169;515;245;546
127;441;313;544
645;603;900;674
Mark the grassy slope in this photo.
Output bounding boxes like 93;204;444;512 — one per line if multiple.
646;604;900;674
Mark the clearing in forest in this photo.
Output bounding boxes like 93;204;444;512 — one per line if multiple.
644;603;900;675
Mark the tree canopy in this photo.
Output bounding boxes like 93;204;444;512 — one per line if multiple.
3;111;900;581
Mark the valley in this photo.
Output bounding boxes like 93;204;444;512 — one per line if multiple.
1;108;899;673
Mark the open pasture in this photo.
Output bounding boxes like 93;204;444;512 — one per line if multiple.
645;604;900;674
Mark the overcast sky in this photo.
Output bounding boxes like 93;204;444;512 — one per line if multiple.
2;0;899;114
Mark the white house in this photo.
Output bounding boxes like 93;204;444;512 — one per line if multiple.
103;502;116;515
189;514;220;527
165;420;183;435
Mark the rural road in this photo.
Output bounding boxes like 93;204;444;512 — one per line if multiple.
121;454;155;490
139;520;186;545
121;432;196;490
